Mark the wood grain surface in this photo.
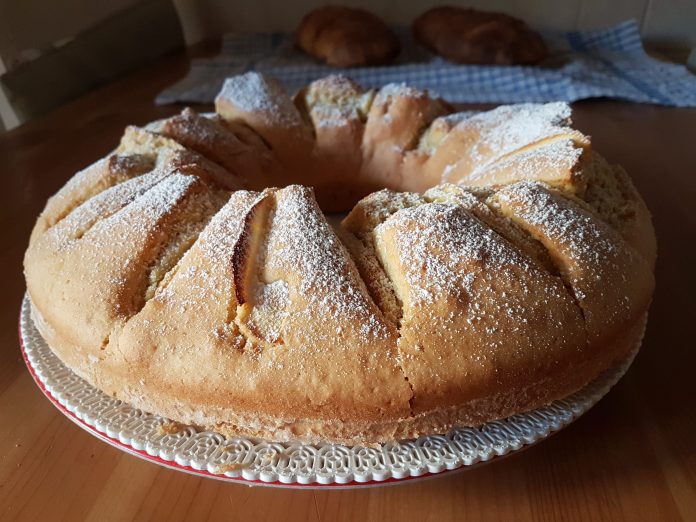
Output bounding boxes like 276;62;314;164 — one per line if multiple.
0;42;695;521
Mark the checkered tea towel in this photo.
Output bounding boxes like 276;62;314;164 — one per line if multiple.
156;20;696;107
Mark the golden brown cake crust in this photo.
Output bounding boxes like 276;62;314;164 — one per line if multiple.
24;73;656;445
413;6;548;65
296;6;400;67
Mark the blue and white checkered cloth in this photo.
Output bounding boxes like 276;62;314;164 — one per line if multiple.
156;20;696;107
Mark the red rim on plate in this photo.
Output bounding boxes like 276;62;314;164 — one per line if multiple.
19;294;641;488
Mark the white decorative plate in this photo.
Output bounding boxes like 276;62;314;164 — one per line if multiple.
19;294;640;489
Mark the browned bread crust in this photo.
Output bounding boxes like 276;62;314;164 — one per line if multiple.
413;6;548;65
296;5;400;67
24;73;655;445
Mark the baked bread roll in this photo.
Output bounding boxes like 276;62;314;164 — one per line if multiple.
413;6;548;65
24;72;655;445
296;5;400;67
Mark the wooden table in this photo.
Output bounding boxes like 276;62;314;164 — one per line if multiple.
1;43;695;521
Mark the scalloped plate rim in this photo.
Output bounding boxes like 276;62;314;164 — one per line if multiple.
19;293;640;489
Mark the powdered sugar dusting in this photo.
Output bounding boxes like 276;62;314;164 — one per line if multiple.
216;72;303;128
166;109;228;148
441;111;478;125
468;138;584;181
39;153;154;231
496;181;618;272
302;75;374;128
311;106;358;127
373;200;581;370
22;73;658;444
463;102;580;167
246;280;290;343
153;191;262;314
89;173;199;247
116;173;198;224
376;203;528;306
265;186;391;345
84;173;202;289
46;168;172;249
378;83;429;100
493;181;642;332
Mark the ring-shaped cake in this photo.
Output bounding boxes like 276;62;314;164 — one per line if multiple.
24;73;656;445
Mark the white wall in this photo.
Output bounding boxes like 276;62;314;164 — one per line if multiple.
1;0;694;72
